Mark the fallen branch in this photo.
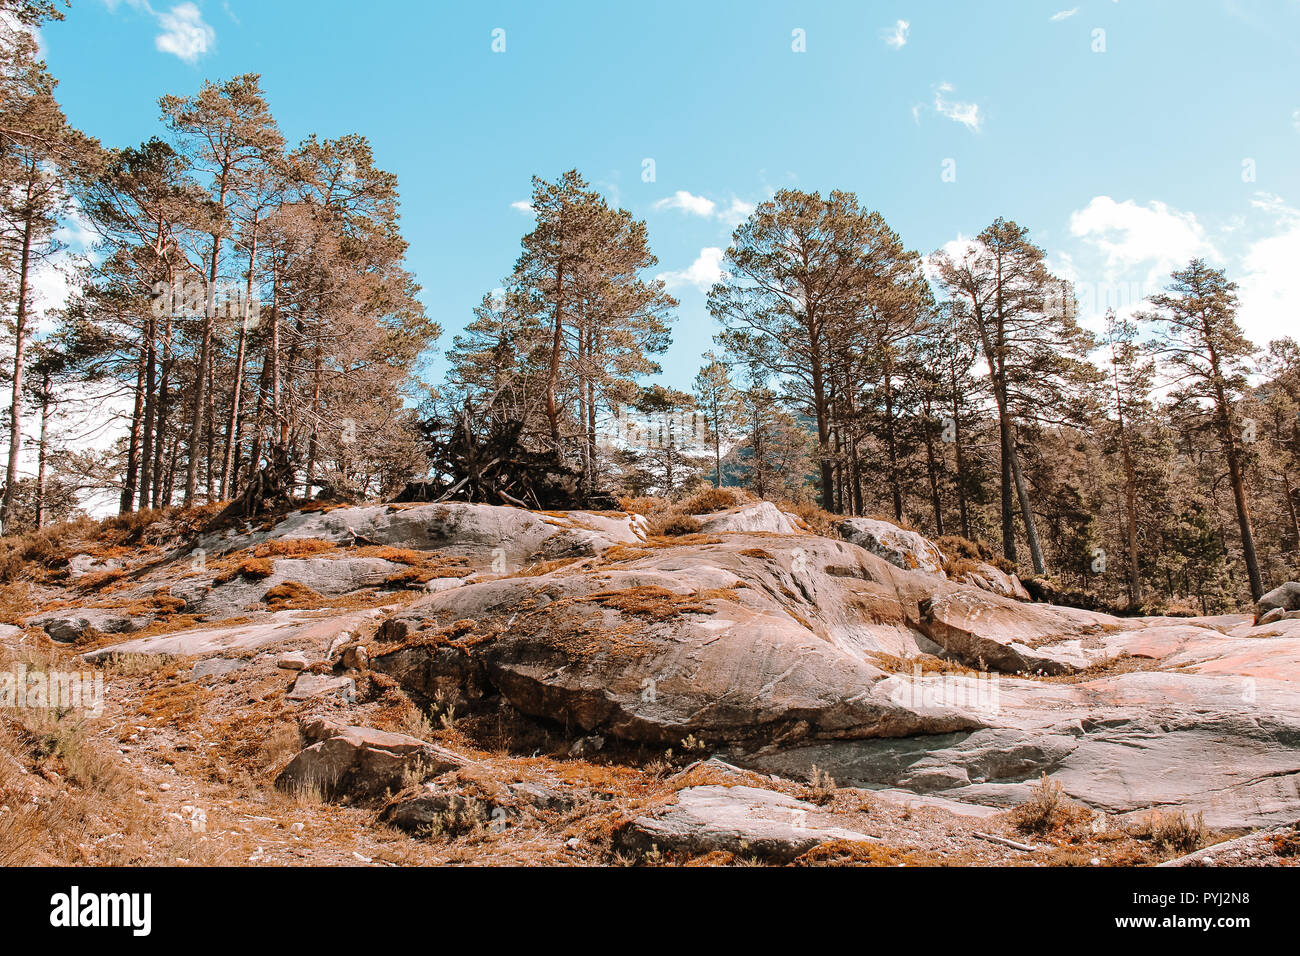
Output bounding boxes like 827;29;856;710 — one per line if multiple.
973;831;1038;852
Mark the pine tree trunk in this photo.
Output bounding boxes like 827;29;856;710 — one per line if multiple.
546;260;565;448
120;349;147;513
809;349;834;513
220;228;258;500
1282;471;1300;553
138;314;158;511
1210;371;1263;601
1;204;35;533
1116;412;1142;608
34;373;50;529
186;179;228;505
1007;427;1046;575
884;373;903;521
924;411;945;536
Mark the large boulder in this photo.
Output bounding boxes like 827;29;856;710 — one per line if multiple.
1256;582;1300;624
837;518;946;575
692;502;800;535
172;556;407;617
739;669;1300;830
951;562;1032;602
274;718;463;800
615;785;876;863
66;553;126;583
197;502;647;571
918;587;1125;674
82;607;385;660
372;534;983;748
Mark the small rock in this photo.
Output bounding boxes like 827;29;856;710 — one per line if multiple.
424;578;466;593
342;645;369;670
507;781;574;812
1257;607;1287;627
191;658;246;680
568;735;605;757
276;652;310;671
379;785;492;833
287;673;356;702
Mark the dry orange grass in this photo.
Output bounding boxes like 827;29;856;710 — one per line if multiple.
792;839;942;867
677;487;756;515
214;557;275;584
77;568;129;592
262;581;324;609
646;513;702;537
779;500;836;536
578;585;741;620
867;651;979;677
252;538;336;559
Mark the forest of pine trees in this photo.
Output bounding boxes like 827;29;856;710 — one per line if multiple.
3;3;1297;617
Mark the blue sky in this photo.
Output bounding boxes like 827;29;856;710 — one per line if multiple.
38;0;1300;389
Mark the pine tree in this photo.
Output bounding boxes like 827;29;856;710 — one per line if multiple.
1140;259;1263;601
692;352;738;489
933;219;1096;575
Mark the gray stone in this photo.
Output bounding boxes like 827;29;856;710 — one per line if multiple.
191;658;247;680
616;785;876;863
196;502;648;569
918;587;1124;674
378;785;492;832
837;518;946;575
373;534;981;749
66;553;125;582
954;563;1032;602
171;556;405;617
1256;582;1300;623
1255;607;1300;627
506;781;574;812
287;672;356;702
737;670;1300;830
693;502;799;535
81;607;385;661
275;722;463;800
36;609;149;644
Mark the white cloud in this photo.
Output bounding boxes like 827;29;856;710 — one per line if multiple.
1050;8;1079;21
933;82;982;132
1238;196;1300;345
103;1;216;62
1068;196;1216;283
510;200;536;215
154;3;215;62
1292;108;1300;132
717;197;755;228
658;247;724;292
882;20;909;49
654;190;716;217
